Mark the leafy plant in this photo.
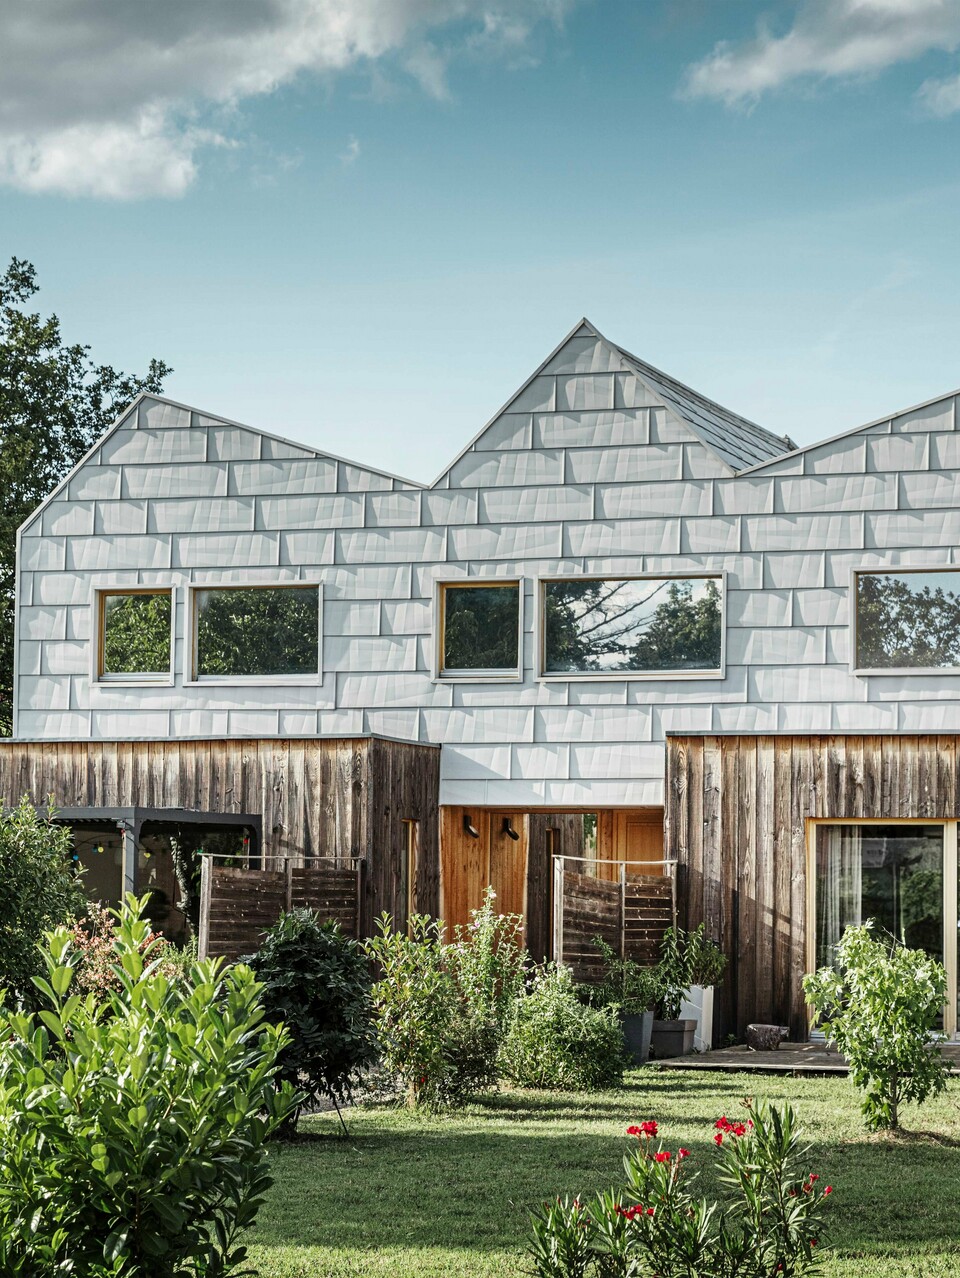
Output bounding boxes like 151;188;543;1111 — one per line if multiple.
655;924;727;1021
0;894;296;1276
69;900;192;1006
589;937;660;1016
246;909;378;1133
0;797;87;1007
501;964;624;1091
367;891;525;1108
530;1101;832;1277
803;921;948;1131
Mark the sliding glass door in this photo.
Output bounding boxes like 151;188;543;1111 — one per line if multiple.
810;822;959;1037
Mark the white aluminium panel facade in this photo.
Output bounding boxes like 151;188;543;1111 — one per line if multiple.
13;319;960;807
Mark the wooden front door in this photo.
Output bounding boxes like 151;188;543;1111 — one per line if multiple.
614;810;665;875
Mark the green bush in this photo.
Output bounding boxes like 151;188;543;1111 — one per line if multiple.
0;894;296;1276
803;921;948;1131
247;909;378;1132
69;900;192;1006
366;891;525;1108
0;797;87;1006
529;1101;832;1277
655;924;727;1020
501;965;624;1091
590;937;659;1015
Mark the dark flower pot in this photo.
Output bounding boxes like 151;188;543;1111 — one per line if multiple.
649;1018;697;1059
621;1010;654;1065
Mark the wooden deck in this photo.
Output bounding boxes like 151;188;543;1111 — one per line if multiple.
655;1041;960;1075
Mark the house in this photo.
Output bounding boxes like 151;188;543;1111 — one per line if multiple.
7;317;960;1039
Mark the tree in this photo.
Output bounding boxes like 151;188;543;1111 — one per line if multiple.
856;573;960;669
0;796;88;1007
632;579;722;671
0;258;171;733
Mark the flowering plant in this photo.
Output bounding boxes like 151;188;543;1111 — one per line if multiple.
529;1100;831;1277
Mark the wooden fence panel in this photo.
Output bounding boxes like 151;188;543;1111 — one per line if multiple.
558;870;621;982
623;874;674;966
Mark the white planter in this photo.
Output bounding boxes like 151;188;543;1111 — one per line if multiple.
679;984;714;1053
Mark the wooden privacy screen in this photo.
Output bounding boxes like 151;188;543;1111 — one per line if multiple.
554;864;676;983
199;858;363;960
665;733;960;1041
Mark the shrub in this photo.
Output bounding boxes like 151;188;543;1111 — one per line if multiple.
69;900;192;1006
0;894;296;1276
529;1101;832;1278
655;924;727;1020
367;891;525;1108
803;921;948;1131
501;965;624;1091
0;797;87;1007
589;937;659;1016
247;909;378;1132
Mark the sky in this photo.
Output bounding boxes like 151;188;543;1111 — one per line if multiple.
1;0;959;483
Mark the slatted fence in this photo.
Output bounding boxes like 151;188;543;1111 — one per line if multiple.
199;856;364;960
553;857;676;982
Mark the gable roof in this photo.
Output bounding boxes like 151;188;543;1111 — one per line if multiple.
613;343;796;472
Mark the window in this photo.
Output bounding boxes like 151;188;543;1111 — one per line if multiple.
192;584;321;680
541;575;723;677
98;589;172;681
438;581;521;678
855;569;960;673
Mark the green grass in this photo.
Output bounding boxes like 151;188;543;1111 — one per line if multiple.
246;1070;960;1277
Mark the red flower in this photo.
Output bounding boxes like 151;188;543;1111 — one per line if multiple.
714;1132;723;1145
626;1125;642;1136
678;1148;690;1159
654;1151;671;1163
640;1120;658;1138
731;1122;747;1137
715;1116;732;1132
823;1186;833;1196
809;1174;819;1183
646;1207;655;1216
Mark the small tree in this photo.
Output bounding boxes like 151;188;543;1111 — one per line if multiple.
803;921;948;1131
0;797;87;1006
0;894;296;1276
247;909;378;1134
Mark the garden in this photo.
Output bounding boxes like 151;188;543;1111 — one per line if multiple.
0;797;957;1277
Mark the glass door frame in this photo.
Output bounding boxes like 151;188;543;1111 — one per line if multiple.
805;818;959;1039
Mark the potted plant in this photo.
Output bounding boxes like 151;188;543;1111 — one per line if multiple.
590;938;661;1065
649;925;726;1059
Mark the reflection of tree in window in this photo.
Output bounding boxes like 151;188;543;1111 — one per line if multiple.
443;585;519;671
102;593;171;675
196;587;319;677
543;578;722;673
857;573;960;669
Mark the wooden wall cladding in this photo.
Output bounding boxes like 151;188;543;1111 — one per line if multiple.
0;736;440;935
665;734;960;1041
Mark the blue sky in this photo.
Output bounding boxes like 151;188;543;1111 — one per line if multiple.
1;0;959;482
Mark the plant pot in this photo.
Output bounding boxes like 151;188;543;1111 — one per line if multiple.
621;1010;654;1065
649;1018;697;1059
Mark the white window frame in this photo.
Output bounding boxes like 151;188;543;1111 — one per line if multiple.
90;581;176;687
851;566;960;677
535;571;727;682
184;578;323;686
433;576;524;683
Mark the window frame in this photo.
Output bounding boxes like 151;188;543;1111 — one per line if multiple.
433;577;524;683
850;565;960;677
184;579;323;686
535;571;727;682
92;584;176;686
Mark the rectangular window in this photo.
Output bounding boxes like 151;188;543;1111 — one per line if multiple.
193;584;320;680
855;569;960;672
438;581;521;678
541;575;723;676
98;589;172;681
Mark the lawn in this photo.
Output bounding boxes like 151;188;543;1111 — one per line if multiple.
246;1069;960;1277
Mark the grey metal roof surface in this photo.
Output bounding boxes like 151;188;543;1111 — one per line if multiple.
614;345;796;472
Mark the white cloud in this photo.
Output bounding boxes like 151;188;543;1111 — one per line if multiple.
682;0;960;110
0;0;573;200
339;135;361;166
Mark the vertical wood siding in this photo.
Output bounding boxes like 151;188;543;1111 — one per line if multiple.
666;733;960;1040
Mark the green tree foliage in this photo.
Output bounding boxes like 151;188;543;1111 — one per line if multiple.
856;573;960;669
0;259;170;733
804;922;948;1131
543;578;722;674
101;592;171;675
442;585;519;670
0;797;87;1007
195;586;319;677
247;910;378;1133
0;895;296;1276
